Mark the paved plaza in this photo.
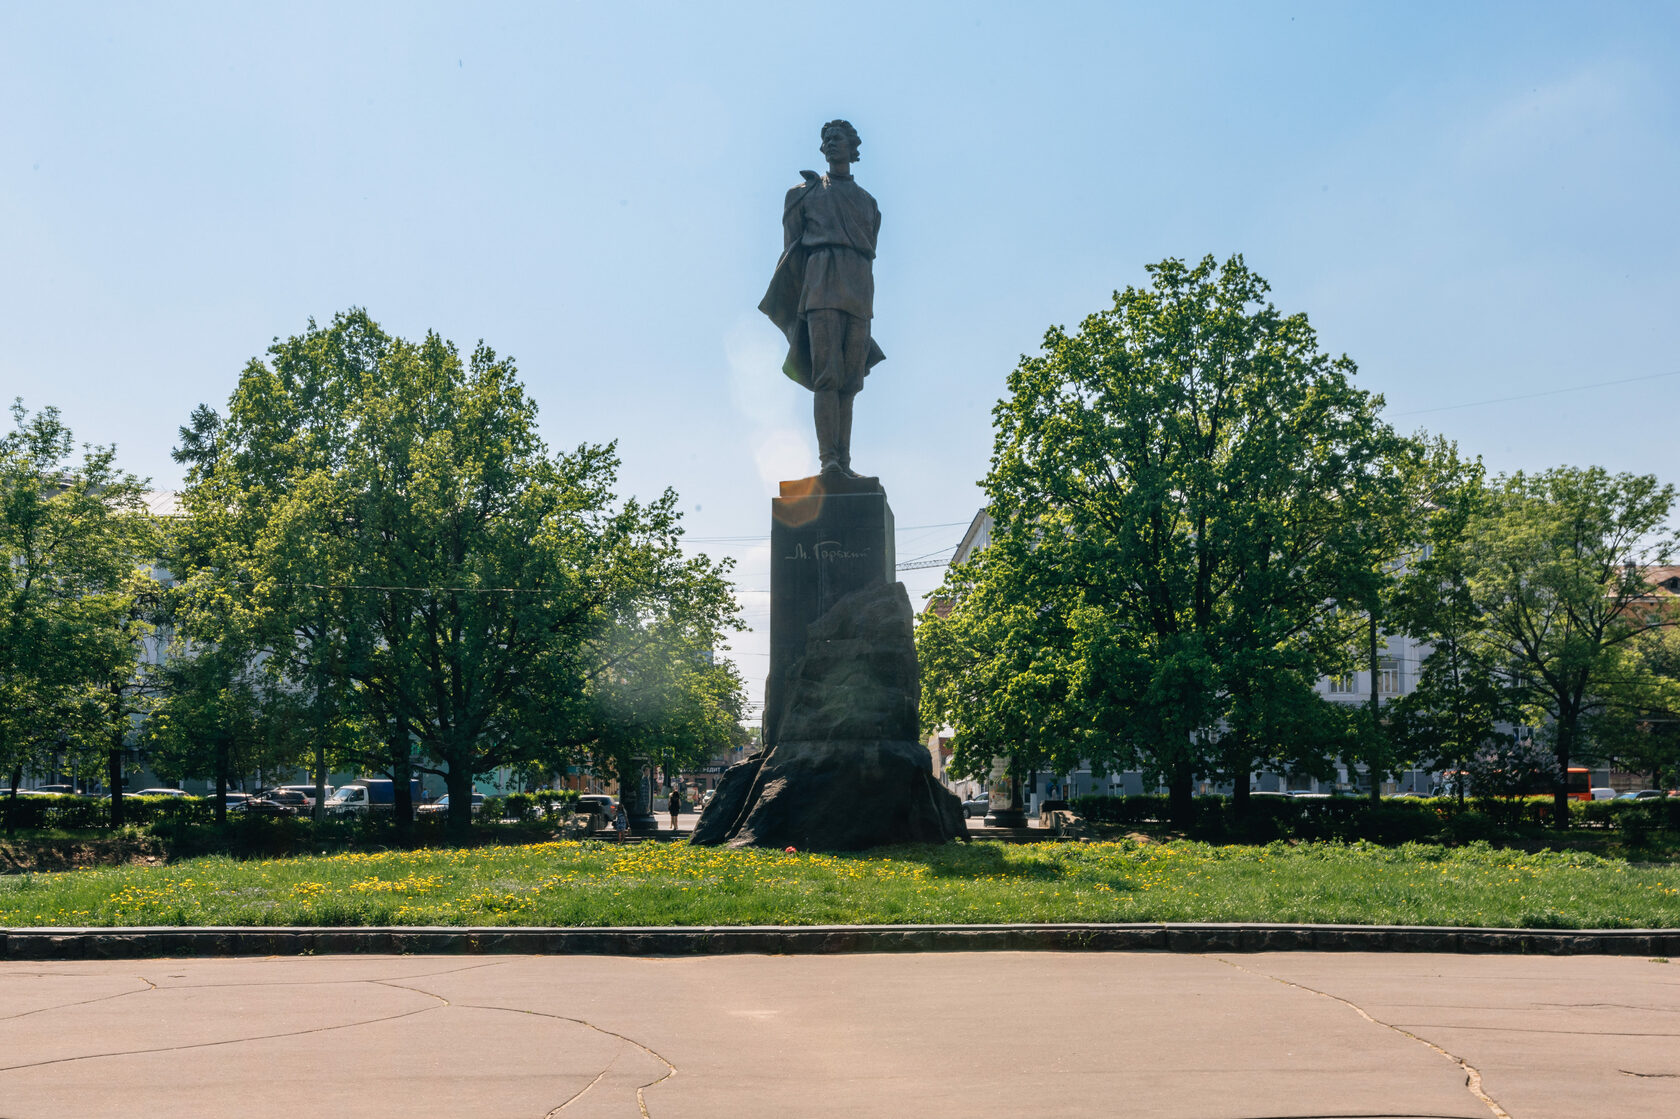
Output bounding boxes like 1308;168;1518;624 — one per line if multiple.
1;950;1676;1118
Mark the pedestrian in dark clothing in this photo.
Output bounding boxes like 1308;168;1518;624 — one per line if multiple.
613;803;629;843
668;789;681;831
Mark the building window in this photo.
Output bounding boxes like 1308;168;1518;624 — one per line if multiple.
1328;674;1358;695
1377;657;1400;695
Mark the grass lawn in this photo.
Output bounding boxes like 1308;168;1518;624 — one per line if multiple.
3;838;1678;930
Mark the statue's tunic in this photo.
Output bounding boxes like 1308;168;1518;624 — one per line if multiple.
759;173;885;390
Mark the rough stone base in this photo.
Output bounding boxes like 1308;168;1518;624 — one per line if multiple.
697;568;965;851
688;749;766;847
703;738;966;851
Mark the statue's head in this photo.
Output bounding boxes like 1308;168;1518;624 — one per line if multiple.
820;119;861;165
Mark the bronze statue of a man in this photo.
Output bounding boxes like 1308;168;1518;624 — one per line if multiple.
758;119;884;478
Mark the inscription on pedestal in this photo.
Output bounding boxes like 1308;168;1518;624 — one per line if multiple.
766;475;895;744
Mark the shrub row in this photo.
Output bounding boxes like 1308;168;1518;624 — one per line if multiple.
1068;793;1680;843
489;790;579;822
1;795;217;830
2;790;589;832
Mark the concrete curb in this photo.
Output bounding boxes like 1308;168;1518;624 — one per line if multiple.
4;922;1679;960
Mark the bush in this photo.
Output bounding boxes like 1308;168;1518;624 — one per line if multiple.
497;791;578;822
1620;806;1655;849
1070;795;1169;828
1441;811;1501;845
0;794;221;830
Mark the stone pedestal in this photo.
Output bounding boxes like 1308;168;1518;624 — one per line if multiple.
689;474;965;851
766;474;895;746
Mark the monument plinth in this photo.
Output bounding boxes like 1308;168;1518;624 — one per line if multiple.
689;119;965;849
765;473;894;746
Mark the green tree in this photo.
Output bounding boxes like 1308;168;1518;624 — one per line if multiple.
1;401;155;816
1388;451;1512;804
173;311;743;834
1464;467;1675;825
919;256;1416;825
82;569;164;826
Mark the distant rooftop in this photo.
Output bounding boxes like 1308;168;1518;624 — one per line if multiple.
142;491;183;518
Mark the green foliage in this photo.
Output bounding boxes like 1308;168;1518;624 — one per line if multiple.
920;256;1418;822
170;311;745;832
499;790;579;821
1463;467;1675;821
0;401;159;798
0;795;216;830
1068;792;1680;846
1073;793;1443;844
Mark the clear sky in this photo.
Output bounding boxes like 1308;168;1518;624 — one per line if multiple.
5;1;1678;714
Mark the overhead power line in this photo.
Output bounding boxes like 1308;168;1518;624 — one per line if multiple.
681;519;972;545
1391;368;1680;417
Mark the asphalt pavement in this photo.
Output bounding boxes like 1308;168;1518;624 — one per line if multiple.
2;950;1675;1118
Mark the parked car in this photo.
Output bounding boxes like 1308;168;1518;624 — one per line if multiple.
276;784;332;810
1590;787;1618;801
961;794;990;818
417;792;484;818
33;784;77;795
247;790;309;816
133;788;189;798
1618;790;1664;800
575;794;616;825
219;792;252;811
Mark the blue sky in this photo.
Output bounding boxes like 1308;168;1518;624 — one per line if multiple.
5;1;1678;710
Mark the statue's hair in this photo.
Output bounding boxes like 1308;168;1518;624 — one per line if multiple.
820;119;861;162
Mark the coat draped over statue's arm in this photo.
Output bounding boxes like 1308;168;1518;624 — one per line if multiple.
759;175;885;389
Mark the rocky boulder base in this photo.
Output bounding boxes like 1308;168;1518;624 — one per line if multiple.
691;582;966;850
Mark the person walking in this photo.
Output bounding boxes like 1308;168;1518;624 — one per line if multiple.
613;803;629;843
667;788;681;832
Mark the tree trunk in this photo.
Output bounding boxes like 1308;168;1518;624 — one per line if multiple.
108;679;127;827
5;767;18;837
108;726;125;829
446;763;474;840
390;707;413;836
1367;612;1382;804
1230;772;1250;819
1167;764;1194;829
214;735;228;828
1553;722;1572;830
312;741;327;825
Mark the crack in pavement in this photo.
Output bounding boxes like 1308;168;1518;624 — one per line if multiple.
1619;1069;1680;1078
545;1042;629;1116
372;978;667;1117
452;1002;676;1119
133;957;512;990
0;992;444;1073
1212;957;1511;1119
0;974;154;1022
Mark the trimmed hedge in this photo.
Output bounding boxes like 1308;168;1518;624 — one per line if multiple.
2;789;593;831
1;795;216;830
1069;792;1680;843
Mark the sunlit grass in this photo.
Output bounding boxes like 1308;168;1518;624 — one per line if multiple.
2;839;1677;930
